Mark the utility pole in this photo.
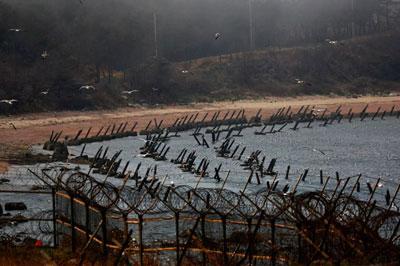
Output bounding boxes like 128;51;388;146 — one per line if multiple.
385;0;390;30
248;0;254;50
153;12;158;58
9;28;22;89
351;0;355;37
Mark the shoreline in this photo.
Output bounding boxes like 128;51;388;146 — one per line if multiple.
0;94;399;170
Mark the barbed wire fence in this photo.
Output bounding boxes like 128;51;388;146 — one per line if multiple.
0;166;393;265
1;104;400;265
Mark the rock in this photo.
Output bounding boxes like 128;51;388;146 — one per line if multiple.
52;142;69;161
43;141;56;151
11;214;28;224
31;185;48;191
5;202;27;211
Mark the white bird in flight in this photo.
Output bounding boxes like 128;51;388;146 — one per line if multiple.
79;85;96;91
325;39;338;45
40;90;49;95
295;78;304;84
121;90;139;95
303;146;328;156
0;99;18;105
312;148;326;156
9;28;22;32
41;50;49;60
214;32;221;40
312;108;326;113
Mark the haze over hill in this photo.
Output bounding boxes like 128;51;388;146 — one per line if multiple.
0;0;399;113
171;33;400;102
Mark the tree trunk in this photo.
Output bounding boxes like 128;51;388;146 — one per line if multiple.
95;64;100;83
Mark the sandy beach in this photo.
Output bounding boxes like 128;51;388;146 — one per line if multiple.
0;94;399;156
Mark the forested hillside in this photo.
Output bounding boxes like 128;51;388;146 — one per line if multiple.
171;33;400;102
0;0;399;113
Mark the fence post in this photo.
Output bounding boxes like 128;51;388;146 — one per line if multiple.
222;216;228;266
247;218;253;265
201;214;206;266
101;209;108;257
123;213;128;241
175;212;180;265
52;187;58;248
70;194;76;252
271;218;276;266
138;214;144;266
85;202;90;241
297;226;302;263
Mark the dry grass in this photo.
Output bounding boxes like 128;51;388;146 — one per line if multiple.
0;247;53;266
